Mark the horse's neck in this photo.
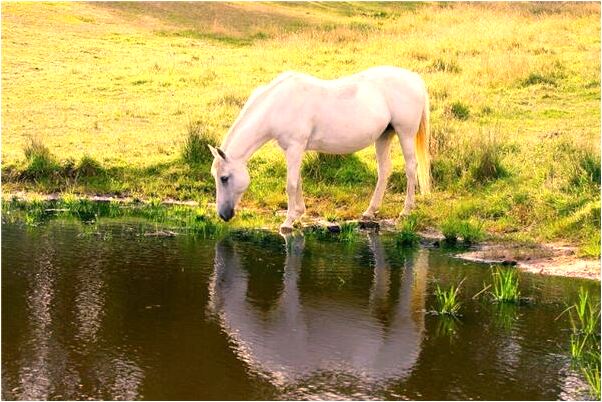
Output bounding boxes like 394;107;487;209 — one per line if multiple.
222;106;272;162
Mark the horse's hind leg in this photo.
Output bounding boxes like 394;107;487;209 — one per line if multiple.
394;123;419;216
362;131;394;220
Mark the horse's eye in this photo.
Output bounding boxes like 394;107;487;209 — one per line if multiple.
220;176;229;184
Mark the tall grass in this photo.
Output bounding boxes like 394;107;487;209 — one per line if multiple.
582;355;601;400
396;215;420;246
440;217;485;244
561;288;601;399
182;119;216;165
569;287;601;337
339;221;359;242
434;279;465;316
490;268;521;303
21;137;60;180
76;155;104;177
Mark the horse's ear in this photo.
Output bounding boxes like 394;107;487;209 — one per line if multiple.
208;144;227;161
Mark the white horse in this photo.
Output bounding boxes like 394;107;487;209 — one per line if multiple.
209;66;431;231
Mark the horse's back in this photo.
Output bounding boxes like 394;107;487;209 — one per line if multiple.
267;67;427;153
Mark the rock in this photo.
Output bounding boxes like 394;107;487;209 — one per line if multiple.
144;230;177;237
501;259;517;266
326;223;341;233
358;219;379;230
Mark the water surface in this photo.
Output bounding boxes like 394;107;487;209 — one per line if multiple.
2;221;599;400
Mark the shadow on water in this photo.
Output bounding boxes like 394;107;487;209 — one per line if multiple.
1;221;600;400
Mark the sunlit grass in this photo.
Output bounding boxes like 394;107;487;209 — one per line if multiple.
570;287;601;337
490;268;521;303
559;288;602;399
1;2;599;245
395;215;420;246
433;279;465;316
582;355;601;400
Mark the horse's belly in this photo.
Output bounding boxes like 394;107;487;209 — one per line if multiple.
307;114;390;154
306;131;380;154
305;85;391;154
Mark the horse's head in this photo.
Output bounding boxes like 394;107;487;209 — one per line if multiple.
209;145;250;222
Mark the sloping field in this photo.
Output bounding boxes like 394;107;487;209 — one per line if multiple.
2;2;600;252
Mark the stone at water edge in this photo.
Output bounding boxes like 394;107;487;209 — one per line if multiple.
358;219;379;230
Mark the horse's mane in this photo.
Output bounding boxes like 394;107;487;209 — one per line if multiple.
221;71;296;150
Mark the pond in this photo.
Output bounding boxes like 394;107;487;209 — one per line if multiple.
2;220;599;400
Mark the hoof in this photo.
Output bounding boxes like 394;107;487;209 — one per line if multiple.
361;209;378;220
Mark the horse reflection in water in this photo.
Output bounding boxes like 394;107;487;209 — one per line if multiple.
207;233;428;396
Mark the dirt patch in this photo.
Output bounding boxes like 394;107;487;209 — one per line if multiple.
457;242;600;281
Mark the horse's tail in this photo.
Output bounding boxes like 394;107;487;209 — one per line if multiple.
415;91;431;194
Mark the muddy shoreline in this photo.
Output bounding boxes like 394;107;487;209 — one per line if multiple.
4;192;600;281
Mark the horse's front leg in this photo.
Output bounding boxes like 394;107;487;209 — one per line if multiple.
281;147;305;231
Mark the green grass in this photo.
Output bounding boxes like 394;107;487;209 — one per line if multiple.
449;101;470;120
570;287;601;337
1;2;600;251
490;268;521;303
182;119;216;165
440;217;485;244
582;355;601;400
395;215;420;246
2;197;234;237
305;220;360;243
433;279;464;316
561;288;601;399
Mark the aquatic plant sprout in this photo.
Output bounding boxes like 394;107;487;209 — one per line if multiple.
557;287;601;399
434;279;465;316
490;268;520;303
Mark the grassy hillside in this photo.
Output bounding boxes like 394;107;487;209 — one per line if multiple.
2;2;600;254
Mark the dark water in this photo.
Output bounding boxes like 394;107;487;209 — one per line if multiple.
2;220;599;400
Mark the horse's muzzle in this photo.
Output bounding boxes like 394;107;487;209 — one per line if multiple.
219;207;234;222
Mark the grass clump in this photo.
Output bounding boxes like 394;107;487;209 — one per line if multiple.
581;231;601;258
430;58;461;73
569;287;600;338
434;279;464;316
396;215;420;246
468;135;506;183
521;72;557;87
449;101;470;120
76;155;104;177
339;221;359;242
490;268;520;303
21;137;60;180
441;217;461;244
560;288;601;399
182;119;216;165
581;355;601;400
431;129;507;189
458;219;485;243
441;217;484;244
568;145;601;191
